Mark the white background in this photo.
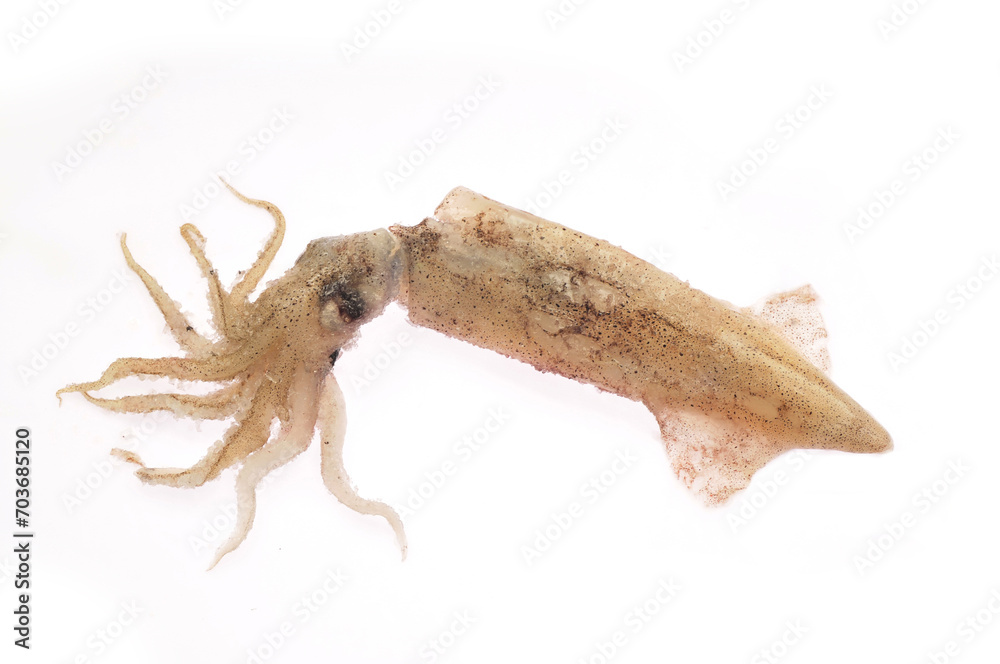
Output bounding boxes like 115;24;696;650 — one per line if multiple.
2;1;999;662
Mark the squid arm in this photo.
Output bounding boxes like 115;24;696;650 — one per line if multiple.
59;185;891;566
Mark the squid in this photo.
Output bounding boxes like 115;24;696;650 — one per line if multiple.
58;184;892;567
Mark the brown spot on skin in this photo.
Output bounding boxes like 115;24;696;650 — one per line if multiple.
60;183;891;565
390;187;891;504
58;186;406;567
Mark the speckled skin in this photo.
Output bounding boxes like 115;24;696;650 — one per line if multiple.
57;187;409;566
60;184;891;565
390;187;891;502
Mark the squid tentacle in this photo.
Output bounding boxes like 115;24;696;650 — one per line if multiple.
318;372;408;560
209;376;289;476
208;369;322;569
76;368;265;420
120;377;278;489
55;336;274;401
223;181;286;305
130;439;230;489
119;234;213;355
61;183;406;567
179;223;236;340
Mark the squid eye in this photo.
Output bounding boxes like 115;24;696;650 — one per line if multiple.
320;280;366;324
336;289;366;322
